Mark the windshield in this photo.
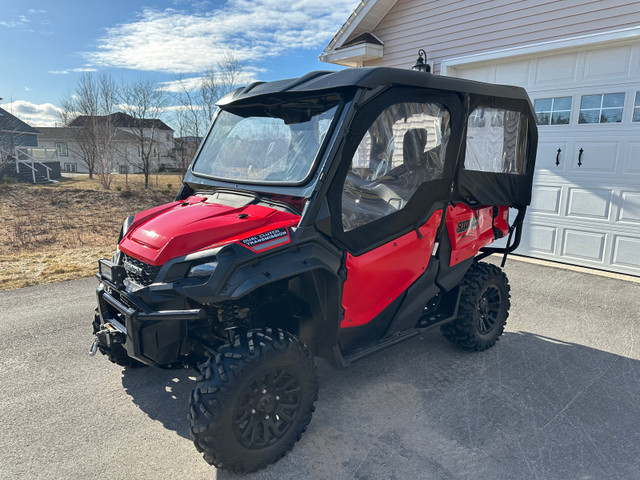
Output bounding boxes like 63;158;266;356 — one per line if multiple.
192;95;340;184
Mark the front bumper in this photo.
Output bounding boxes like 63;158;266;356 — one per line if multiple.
95;278;206;366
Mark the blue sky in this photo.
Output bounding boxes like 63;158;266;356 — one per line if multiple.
0;0;359;126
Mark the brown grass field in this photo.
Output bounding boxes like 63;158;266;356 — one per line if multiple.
0;174;182;290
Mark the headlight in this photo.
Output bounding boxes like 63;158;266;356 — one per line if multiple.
188;261;218;279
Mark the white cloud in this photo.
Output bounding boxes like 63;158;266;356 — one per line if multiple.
0;15;30;28
27;9;47;14
158;68;261;92
1;101;63;127
48;67;98;75
83;0;359;73
24;86;31;91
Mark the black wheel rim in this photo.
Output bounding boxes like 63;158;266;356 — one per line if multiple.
232;366;301;449
476;284;501;334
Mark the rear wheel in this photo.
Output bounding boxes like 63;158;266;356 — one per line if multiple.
440;262;510;351
189;328;318;473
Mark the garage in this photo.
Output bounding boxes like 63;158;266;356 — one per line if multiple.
444;40;640;276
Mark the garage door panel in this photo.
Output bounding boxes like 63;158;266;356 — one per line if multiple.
619;191;640;223
536;142;569;172
495;60;531;87
583;45;632;83
519;223;556;254
625;142;640;174
566;187;613;220
562;229;606;262
534;53;578;87
530;185;562;214
570;141;618;174
612;235;640;269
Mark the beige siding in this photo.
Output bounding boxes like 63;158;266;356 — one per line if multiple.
363;0;640;72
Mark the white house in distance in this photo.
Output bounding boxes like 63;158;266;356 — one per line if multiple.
321;0;640;277
37;112;176;174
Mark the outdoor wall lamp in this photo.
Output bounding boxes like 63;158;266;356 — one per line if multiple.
412;49;431;73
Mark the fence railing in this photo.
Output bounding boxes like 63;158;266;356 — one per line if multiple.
14;147;58;183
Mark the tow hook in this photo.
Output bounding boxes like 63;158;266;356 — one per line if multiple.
89;340;98;356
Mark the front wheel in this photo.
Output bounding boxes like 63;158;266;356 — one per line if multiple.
189;328;318;473
440;262;510;351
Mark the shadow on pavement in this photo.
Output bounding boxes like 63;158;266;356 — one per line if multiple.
121;330;640;479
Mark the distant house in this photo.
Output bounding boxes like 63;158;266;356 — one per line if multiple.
173;136;202;172
36;126;141;174
38;112;176;174
321;0;640;277
0;106;40;153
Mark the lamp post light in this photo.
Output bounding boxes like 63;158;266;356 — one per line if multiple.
412;49;431;73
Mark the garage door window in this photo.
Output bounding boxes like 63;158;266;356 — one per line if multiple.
579;93;625;124
633;92;640;122
465;107;528;174
534;97;572;125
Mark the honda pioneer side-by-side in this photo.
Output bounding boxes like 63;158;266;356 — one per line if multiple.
91;67;538;473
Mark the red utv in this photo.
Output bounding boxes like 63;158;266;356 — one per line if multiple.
92;67;538;473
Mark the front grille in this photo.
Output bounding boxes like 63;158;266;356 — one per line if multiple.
122;254;161;286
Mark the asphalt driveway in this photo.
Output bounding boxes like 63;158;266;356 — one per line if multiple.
0;258;638;479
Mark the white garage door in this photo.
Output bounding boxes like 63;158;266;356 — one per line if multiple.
451;41;640;276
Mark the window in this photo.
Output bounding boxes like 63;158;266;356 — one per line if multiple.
63;163;76;172
633;92;640;122
465;107;528;174
55;142;68;156
534;97;571;125
137;146;141;157
341;102;450;231
119;165;128;174
579;93;625;124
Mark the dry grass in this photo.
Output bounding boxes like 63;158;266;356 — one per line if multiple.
0;174;182;290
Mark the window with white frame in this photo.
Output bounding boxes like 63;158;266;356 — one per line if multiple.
63;163;76;172
55;142;68;156
633;92;640;123
534;97;572;125
579;93;625;124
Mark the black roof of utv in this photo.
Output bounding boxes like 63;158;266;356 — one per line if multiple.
217;67;532;108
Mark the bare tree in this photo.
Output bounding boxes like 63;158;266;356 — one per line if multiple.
60;72;119;187
200;53;244;125
119;77;168;189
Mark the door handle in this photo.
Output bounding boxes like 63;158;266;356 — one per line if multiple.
578;148;583;167
556;148;561;166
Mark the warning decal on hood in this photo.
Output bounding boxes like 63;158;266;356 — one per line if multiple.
240;228;290;251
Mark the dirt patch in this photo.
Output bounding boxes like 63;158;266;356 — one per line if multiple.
0;175;180;290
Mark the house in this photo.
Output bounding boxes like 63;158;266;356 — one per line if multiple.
38;112;176;174
0;106;40;152
321;0;640;277
36;126;141;174
0;107;62;183
173;136;202;172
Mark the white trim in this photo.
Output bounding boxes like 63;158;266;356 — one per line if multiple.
441;26;640;75
319;42;384;67
323;0;397;56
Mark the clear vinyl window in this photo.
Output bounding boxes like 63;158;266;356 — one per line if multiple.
341;102;450;231
465;107;528;174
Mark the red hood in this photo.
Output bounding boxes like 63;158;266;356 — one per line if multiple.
119;196;300;265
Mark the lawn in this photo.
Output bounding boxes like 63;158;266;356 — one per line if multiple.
0;173;182;290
